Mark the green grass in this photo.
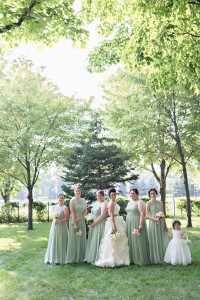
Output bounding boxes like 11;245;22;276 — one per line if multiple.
0;218;200;300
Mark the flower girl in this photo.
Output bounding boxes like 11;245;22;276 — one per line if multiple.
164;219;191;265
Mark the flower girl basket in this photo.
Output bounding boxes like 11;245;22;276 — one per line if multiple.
184;235;192;245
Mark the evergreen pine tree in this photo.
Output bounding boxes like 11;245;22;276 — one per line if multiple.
62;113;138;193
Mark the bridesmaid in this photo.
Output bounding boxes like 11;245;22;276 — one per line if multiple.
45;194;69;264
66;186;87;263
146;188;169;264
126;188;150;265
85;190;107;264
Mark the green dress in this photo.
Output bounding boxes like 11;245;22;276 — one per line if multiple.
126;200;150;265
45;204;68;264
85;202;106;264
66;198;86;263
148;200;169;264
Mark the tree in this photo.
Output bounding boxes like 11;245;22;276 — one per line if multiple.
82;0;199;93
62;113;138;193
0;176;19;203
0;0;88;51
101;69;175;213
0;57;88;229
101;69;200;226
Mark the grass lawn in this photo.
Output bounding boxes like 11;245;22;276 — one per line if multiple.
0;217;200;300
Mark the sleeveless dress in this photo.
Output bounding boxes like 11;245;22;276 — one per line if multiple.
66;198;86;263
95;203;130;267
85;202;106;264
164;230;191;265
148;200;169;264
45;204;68;264
126;200;150;265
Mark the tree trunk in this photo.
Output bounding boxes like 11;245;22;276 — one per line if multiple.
26;159;33;230
27;187;33;230
160;159;167;215
181;159;192;227
173;103;192;227
1;192;10;204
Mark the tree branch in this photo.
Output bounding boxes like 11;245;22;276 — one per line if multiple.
0;0;37;34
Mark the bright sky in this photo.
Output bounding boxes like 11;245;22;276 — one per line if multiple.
11;26;117;105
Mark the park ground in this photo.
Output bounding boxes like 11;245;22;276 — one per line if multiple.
0;217;200;300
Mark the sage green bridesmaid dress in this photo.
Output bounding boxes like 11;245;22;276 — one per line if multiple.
45;204;68;264
126;200;150;265
66;198;86;263
85;202;106;264
148;200;169;264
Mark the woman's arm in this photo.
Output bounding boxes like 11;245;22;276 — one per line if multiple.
54;207;69;224
145;201;160;222
160;201;168;232
75;200;87;222
138;200;146;230
91;202;108;227
109;201;117;232
70;199;78;231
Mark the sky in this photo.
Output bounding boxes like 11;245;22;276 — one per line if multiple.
11;25;117;105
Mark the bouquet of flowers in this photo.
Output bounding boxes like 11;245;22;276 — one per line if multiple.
76;229;82;236
54;212;60;220
85;214;94;226
132;228;141;236
156;211;165;218
111;232;122;240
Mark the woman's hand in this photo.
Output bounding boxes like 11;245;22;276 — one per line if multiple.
112;225;117;232
54;220;59;225
155;218;160;222
139;224;143;230
75;217;81;222
74;224;78;231
90;222;95;227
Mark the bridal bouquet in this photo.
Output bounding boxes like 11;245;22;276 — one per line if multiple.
76;229;82;236
132;228;141;236
111;232;122;240
85;214;94;226
54;212;60;220
156;211;165;218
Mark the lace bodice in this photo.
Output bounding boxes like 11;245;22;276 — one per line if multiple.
149;200;162;217
172;229;182;240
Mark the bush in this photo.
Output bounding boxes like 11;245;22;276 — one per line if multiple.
176;197;200;216
33;201;47;221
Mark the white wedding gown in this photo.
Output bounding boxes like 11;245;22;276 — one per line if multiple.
95;203;130;267
164;230;191;265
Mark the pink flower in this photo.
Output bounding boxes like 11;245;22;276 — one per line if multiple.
156;211;165;218
54;212;60;219
76;229;82;236
132;229;140;236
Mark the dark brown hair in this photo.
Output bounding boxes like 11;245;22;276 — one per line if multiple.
172;219;181;229
130;188;139;195
108;187;116;197
148;188;158;197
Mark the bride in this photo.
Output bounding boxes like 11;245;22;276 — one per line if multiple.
95;187;130;267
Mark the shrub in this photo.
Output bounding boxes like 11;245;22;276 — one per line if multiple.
33;201;47;221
